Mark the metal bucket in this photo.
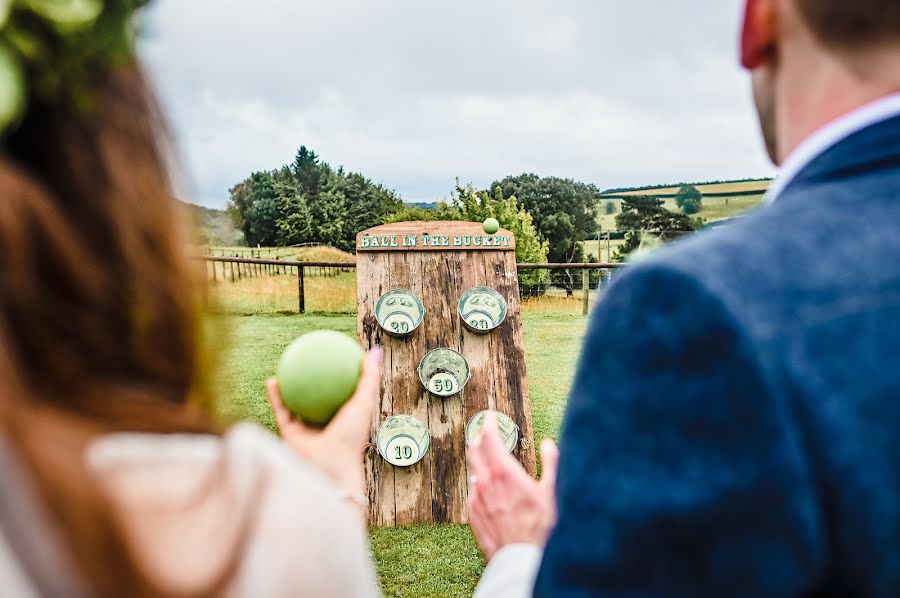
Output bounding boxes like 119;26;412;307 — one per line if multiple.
417;348;471;397
465;410;519;453
375;289;425;337
376;415;431;467
458;287;508;334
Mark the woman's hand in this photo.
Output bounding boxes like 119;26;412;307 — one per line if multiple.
266;348;382;498
466;412;559;561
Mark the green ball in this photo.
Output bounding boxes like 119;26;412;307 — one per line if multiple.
483;218;500;235
276;331;364;426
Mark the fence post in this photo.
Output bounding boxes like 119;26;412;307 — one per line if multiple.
582;262;589;316
298;265;306;314
200;268;209;308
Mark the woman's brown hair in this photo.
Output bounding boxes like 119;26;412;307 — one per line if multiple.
0;64;219;594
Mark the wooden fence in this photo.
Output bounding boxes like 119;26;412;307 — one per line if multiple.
198;256;627;315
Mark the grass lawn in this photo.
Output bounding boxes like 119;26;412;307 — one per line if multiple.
214;312;589;597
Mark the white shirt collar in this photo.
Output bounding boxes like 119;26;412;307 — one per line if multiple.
765;92;900;204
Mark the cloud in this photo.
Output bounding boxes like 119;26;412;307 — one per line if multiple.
139;0;774;207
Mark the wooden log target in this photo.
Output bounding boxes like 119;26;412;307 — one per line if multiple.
357;221;537;526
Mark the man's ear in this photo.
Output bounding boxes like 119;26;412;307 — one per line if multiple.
741;0;776;70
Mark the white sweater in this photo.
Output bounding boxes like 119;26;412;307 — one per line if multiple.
2;424;381;597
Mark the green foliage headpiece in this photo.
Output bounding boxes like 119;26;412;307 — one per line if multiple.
0;0;148;137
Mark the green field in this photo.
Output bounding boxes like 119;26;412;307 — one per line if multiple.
597;179;769;232
605;179;770;197
214;313;588;598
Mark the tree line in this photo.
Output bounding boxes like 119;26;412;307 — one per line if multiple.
227;146;602;265
226;145;713;273
227;147;403;252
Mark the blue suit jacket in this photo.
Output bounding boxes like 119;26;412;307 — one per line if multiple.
534;116;900;597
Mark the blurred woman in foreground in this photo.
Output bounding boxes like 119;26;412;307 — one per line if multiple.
0;2;380;595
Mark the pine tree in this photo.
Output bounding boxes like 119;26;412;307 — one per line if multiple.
292;146;325;198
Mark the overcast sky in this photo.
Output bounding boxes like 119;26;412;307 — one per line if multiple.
140;0;774;208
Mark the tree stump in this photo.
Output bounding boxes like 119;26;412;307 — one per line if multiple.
357;222;536;526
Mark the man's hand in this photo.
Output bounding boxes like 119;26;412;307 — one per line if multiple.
266;348;382;499
466;412;559;561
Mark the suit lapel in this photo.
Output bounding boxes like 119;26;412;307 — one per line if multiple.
782;113;900;198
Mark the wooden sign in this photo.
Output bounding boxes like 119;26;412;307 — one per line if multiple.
357;221;536;526
357;221;516;252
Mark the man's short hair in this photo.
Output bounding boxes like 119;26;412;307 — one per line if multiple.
797;0;900;48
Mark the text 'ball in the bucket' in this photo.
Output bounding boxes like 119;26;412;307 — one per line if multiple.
276;331;364;426
482;218;500;235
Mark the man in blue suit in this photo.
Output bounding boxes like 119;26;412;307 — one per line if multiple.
467;0;900;596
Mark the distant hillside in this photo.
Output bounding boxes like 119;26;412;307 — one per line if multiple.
600;179;769;199
180;202;244;246
405;201;438;210
602;177;771;195
597;178;771;230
